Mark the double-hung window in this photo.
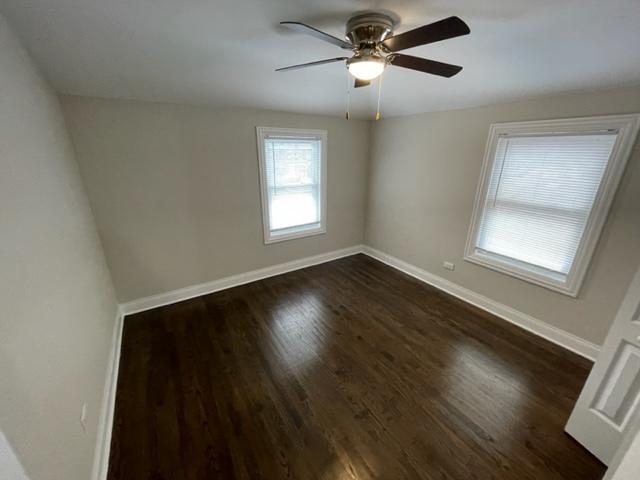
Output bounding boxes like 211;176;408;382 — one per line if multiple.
257;127;327;243
465;114;639;296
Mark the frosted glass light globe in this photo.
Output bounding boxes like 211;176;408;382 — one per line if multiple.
348;56;385;81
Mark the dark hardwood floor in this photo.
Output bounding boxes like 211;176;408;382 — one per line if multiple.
108;254;605;480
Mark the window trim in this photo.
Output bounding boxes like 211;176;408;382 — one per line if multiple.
464;114;640;297
256;126;328;244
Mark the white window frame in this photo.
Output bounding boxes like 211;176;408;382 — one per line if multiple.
465;114;640;297
256;126;328;244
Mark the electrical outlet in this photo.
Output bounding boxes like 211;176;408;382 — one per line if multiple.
80;403;87;433
443;261;455;271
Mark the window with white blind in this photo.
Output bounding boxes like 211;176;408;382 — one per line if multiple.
256;127;327;243
465;115;640;296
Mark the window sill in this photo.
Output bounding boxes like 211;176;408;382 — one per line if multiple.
264;225;326;244
464;250;579;297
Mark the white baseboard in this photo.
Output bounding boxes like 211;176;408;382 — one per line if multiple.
362;246;601;361
121;245;365;316
91;307;125;480
120;243;600;360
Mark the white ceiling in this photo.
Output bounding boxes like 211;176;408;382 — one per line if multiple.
2;0;640;118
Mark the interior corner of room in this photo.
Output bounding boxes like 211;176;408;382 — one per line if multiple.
2;2;640;480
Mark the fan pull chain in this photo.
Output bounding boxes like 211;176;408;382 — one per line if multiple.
375;74;383;121
345;67;351;120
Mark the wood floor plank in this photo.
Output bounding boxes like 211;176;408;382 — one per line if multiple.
108;254;605;479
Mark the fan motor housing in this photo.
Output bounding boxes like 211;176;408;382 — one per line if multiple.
346;13;394;47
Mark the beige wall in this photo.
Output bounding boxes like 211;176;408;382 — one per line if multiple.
0;16;117;480
61;96;370;302
366;86;640;345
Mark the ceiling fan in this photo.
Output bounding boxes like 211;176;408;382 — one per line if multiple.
277;13;470;88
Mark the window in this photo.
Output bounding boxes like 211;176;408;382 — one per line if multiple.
257;127;327;243
465;114;640;296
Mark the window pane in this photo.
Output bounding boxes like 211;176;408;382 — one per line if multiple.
264;137;321;232
477;133;617;276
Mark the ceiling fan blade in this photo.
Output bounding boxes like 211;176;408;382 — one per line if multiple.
276;57;348;72
389;54;462;77
354;79;371;88
281;21;354;50
382;16;470;52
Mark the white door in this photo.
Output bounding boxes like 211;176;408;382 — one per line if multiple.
602;408;640;480
566;265;640;464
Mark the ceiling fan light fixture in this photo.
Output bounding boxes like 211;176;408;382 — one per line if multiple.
277;14;470;83
348;55;386;81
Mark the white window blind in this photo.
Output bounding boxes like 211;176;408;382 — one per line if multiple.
257;127;327;244
264;137;321;231
466;115;640;296
476;132;617;280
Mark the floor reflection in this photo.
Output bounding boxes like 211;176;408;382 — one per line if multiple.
265;288;329;374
